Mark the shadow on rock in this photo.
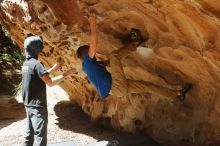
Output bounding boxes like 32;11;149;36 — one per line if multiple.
0;97;25;129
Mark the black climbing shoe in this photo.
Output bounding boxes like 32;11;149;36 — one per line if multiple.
129;28;144;46
176;83;192;101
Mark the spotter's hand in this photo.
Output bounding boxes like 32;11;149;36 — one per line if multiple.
63;68;77;77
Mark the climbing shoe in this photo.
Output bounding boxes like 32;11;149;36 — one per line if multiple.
176;83;192;101
129;28;144;46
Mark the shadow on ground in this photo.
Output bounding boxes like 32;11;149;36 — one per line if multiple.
54;100;162;146
54;100;121;140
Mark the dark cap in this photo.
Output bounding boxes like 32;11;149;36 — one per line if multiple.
24;36;43;59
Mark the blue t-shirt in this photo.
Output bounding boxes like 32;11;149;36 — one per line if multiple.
83;54;112;99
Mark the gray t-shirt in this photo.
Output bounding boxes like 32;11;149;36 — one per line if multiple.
22;58;48;107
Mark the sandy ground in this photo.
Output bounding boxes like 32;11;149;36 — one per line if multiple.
0;86;120;146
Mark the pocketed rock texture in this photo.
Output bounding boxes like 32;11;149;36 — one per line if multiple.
1;0;220;146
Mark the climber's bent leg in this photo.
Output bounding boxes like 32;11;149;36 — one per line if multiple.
109;28;144;97
109;44;141;97
110;53;128;97
127;79;176;98
176;83;193;101
111;28;144;59
112;43;137;59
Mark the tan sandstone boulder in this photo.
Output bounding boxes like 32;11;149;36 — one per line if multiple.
1;0;220;145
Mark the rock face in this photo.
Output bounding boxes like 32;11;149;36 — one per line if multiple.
1;0;220;145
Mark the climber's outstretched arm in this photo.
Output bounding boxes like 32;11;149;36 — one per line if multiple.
86;13;97;58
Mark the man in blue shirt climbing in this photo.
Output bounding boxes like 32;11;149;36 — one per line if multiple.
76;13;192;101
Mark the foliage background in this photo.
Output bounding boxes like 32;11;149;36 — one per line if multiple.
0;23;23;95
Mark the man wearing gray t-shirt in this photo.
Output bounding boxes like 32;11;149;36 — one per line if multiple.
22;35;76;146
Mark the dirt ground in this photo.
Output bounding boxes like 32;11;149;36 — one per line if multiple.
0;86;121;146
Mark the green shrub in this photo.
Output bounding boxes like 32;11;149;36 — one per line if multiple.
0;22;23;95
